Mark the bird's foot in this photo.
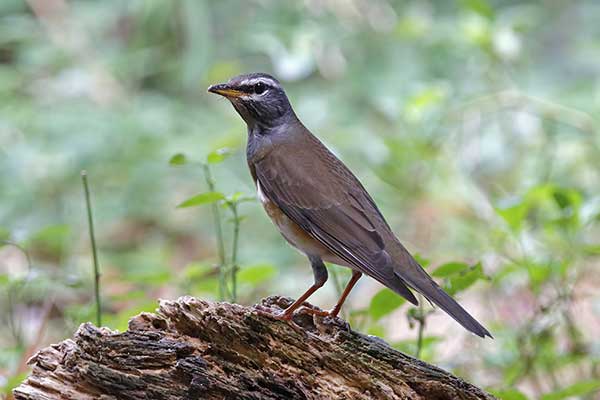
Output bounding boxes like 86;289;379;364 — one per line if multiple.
295;306;331;318
252;304;306;333
253;304;293;321
295;306;350;332
253;303;350;334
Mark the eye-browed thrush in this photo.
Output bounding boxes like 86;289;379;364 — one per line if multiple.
208;73;491;338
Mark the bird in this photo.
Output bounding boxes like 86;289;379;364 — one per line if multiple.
208;72;492;338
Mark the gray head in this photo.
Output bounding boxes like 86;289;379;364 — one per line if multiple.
208;73;294;129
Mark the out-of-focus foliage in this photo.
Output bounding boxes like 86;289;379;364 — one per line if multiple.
1;0;599;398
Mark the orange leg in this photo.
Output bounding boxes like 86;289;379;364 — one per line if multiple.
256;255;328;321
298;270;362;319
329;270;362;318
276;283;323;320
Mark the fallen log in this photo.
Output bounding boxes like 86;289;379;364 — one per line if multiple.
14;295;495;399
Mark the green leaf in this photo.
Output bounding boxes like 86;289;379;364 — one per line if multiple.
413;253;430;269
207;148;232;164
169;153;187;165
432;262;469;278
583;244;600;255
0;227;10;243
369;288;405;320
497;184;584;232
177;192;225;208
460;0;494;20
225;192;256;204
366;324;385;337
496;202;528;231
27;224;71;258
444;262;486;296
237;263;277;285
183;262;213;281
489;389;529;400
404;86;447;122
0;273;9;286
540;379;600;400
525;261;552;291
552;186;582;210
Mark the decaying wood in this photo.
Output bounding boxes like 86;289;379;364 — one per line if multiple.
14;296;495;399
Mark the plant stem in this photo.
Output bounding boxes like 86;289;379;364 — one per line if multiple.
230;203;240;303
1;240;33;348
7;283;23;349
415;298;425;358
202;164;228;300
81;170;102;327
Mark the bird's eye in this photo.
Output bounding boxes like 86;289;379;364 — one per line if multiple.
254;82;267;94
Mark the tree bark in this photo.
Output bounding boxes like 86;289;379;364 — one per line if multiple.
14;296;495;400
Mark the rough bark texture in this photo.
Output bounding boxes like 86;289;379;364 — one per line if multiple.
14;296;495;400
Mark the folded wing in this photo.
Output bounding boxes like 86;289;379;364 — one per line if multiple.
255;152;419;305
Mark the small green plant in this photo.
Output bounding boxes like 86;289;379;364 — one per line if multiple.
0;230;35;396
81;170;102;327
170;149;254;302
0;237;31;350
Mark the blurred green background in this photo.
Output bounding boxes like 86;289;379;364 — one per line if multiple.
1;0;599;398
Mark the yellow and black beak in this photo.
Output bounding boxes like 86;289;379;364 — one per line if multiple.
207;83;244;98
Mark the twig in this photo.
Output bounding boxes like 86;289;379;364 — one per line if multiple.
81;170;102;327
415;298;425;359
0;241;33;274
229;202;240;302
202;164;229;300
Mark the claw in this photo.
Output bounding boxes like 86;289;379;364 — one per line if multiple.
295;306;347;327
254;306;293;321
252;305;305;333
296;306;330;318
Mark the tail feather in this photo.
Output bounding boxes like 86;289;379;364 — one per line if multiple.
388;275;419;306
391;251;492;338
414;278;492;338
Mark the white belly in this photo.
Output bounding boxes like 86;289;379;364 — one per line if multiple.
256;180;347;265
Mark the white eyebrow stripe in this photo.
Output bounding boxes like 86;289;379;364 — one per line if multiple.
240;77;277;87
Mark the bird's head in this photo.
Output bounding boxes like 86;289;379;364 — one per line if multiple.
208;73;294;129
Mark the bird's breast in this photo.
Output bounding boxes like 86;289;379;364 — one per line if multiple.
256;180;345;265
257;180;307;247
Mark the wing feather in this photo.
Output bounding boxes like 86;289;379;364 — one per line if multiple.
255;155;418;305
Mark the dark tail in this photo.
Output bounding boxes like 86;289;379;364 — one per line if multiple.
410;276;492;338
391;249;492;338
